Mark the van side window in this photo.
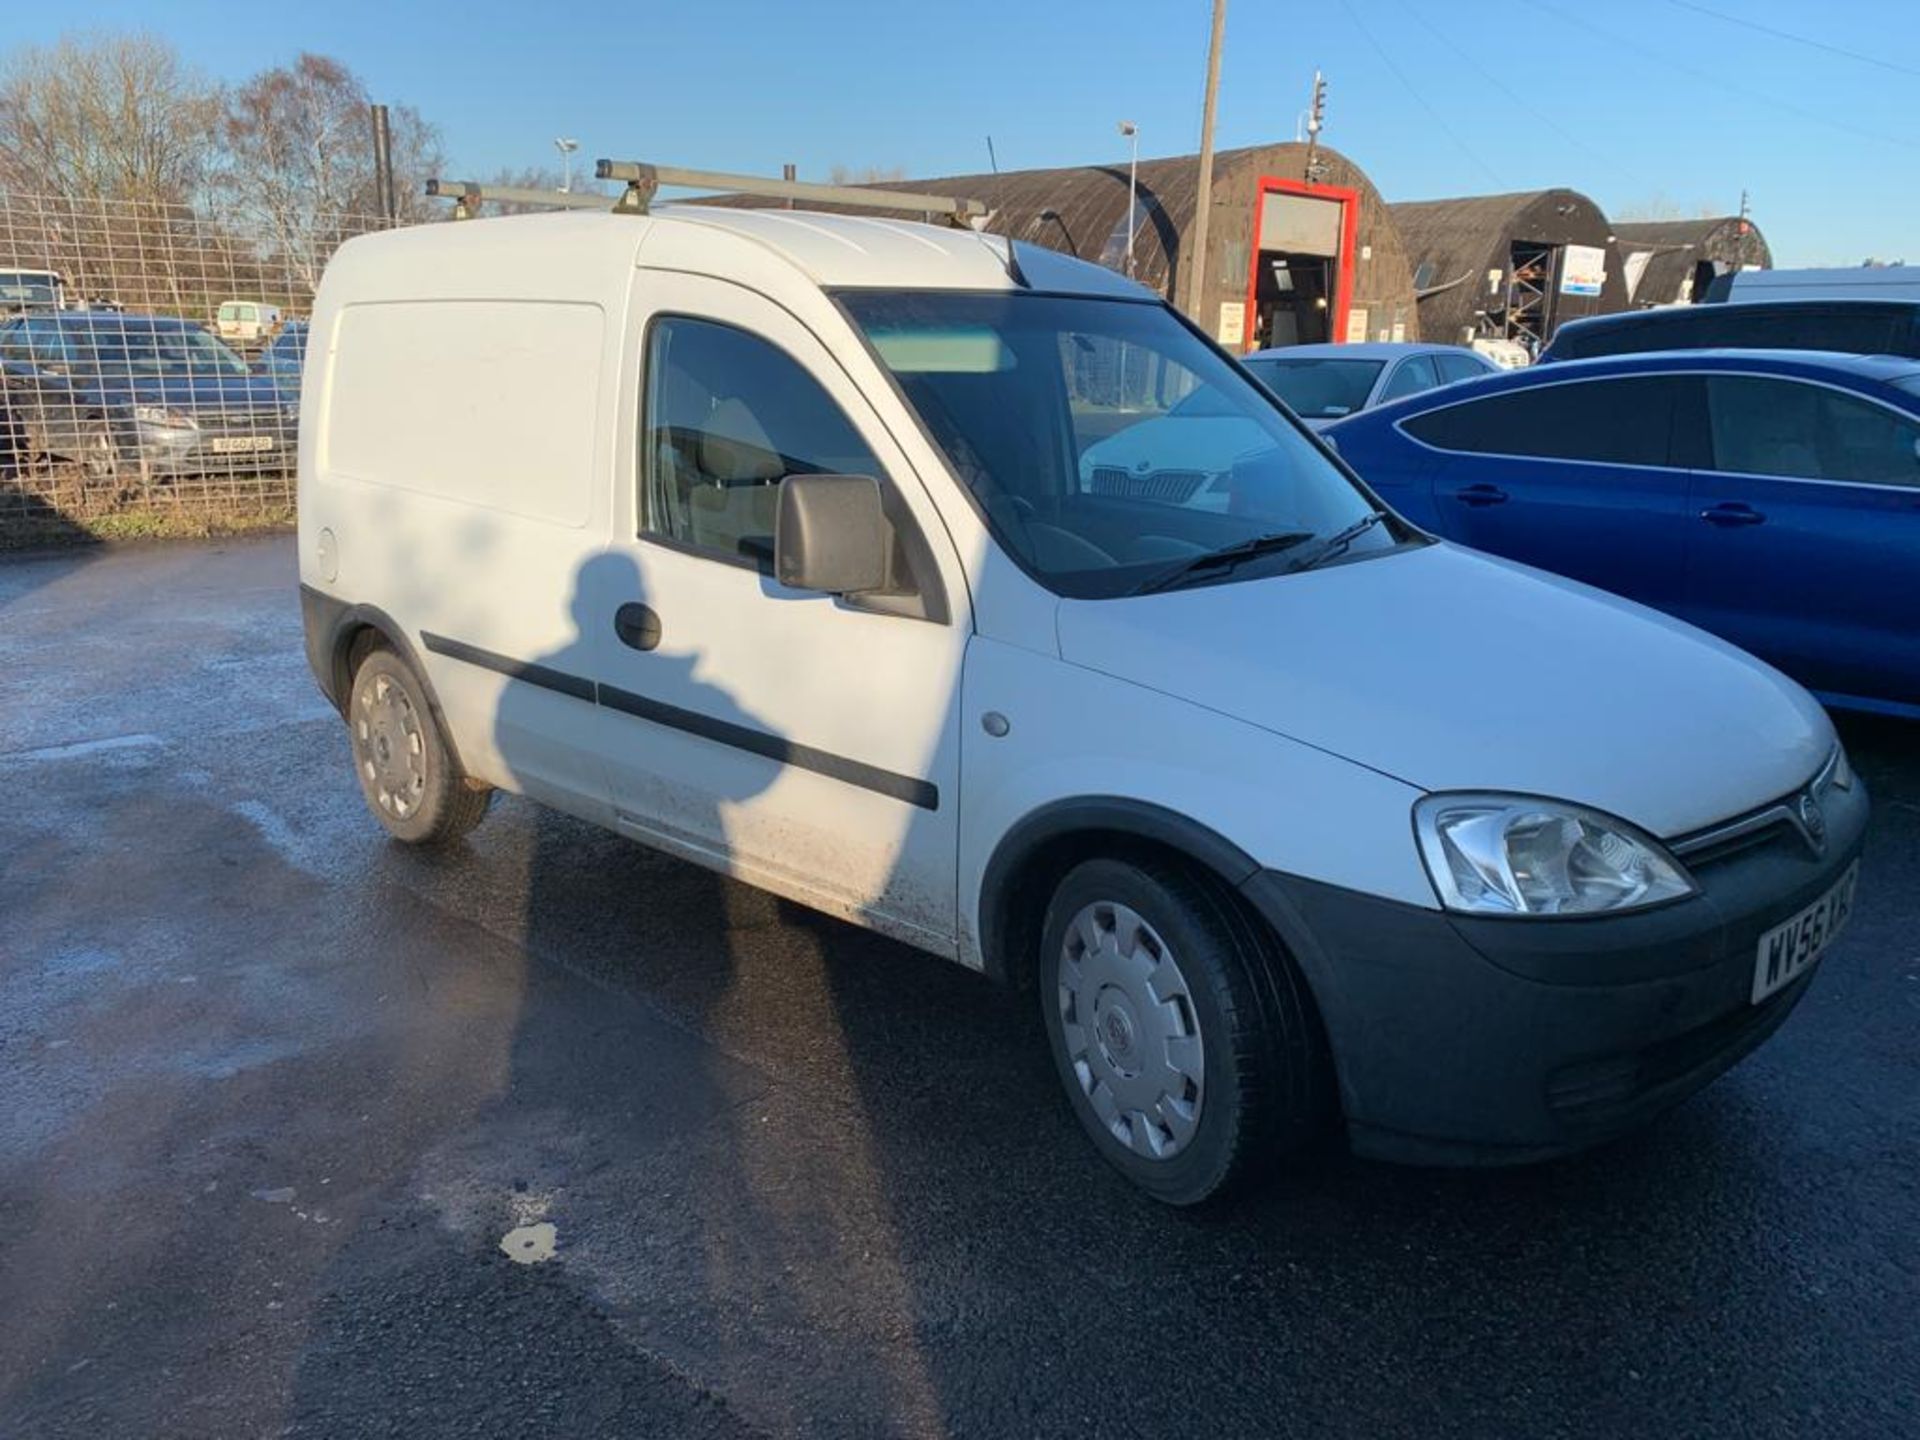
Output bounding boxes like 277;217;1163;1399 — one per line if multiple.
641;317;886;566
1401;376;1678;466
1706;376;1920;488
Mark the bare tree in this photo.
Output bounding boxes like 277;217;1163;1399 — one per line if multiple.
0;32;221;203
219;53;444;292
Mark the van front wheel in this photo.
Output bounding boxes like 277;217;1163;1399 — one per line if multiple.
1038;857;1329;1205
347;647;490;846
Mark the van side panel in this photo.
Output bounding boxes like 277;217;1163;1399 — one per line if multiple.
302;280;622;823
323;300;601;527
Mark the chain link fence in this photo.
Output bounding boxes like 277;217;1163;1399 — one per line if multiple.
0;191;402;546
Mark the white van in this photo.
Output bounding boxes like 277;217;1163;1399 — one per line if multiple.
298;196;1866;1203
1708;266;1920;304
215;299;282;343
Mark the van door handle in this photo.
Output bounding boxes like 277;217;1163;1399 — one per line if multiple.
1700;502;1765;527
613;602;662;651
1452;483;1508;507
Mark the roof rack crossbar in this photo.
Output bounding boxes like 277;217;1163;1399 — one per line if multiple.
424;178;618;219
593;160;988;225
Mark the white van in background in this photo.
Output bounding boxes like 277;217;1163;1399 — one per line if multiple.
297;184;1864;1204
1707;265;1920;304
215;299;282;344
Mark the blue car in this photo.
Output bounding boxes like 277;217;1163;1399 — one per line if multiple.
1325;350;1920;719
0;311;295;479
254;319;309;402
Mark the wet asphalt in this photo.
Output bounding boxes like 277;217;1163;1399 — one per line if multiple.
0;535;1916;1440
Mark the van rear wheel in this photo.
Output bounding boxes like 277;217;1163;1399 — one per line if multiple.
1038;856;1330;1205
348;647;490;845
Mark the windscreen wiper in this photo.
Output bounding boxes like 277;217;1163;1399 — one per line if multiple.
1134;529;1315;595
1286;511;1389;574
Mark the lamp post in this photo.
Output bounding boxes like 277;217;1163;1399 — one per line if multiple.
554;136;579;193
1117;120;1140;279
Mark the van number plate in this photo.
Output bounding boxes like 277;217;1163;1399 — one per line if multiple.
1751;861;1857;1003
210;435;274;454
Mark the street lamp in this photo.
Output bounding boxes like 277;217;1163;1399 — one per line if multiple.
554;136;579;193
1117;120;1140;279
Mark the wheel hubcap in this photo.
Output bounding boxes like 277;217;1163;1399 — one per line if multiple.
353;671;427;820
1057;901;1204;1161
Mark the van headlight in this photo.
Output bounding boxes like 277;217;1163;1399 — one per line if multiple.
1414;794;1697;917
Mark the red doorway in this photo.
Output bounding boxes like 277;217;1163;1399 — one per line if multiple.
1240;177;1359;352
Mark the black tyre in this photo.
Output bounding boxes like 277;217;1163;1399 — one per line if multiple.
1038;856;1331;1205
347;646;491;845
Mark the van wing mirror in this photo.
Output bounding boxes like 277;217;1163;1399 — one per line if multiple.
774;474;895;596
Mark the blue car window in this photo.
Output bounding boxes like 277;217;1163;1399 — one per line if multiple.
1707;375;1920;489
1434;353;1491;385
1400;375;1678;467
1377;356;1438;403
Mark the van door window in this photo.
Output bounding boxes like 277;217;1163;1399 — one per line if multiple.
1706;375;1920;488
641;317;888;567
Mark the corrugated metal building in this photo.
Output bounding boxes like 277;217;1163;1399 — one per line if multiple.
1391;189;1626;354
1616;216;1772;306
714;143;1421;353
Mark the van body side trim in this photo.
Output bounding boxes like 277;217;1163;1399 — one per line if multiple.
418;630;938;811
421;631;596;702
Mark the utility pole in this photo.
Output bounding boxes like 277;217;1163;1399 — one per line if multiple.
554;137;579;193
1118;120;1140;279
369;104;397;223
1187;0;1227;322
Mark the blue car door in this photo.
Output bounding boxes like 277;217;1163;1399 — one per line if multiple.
1684;371;1920;709
1397;373;1693;607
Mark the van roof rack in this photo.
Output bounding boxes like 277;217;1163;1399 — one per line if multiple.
594;161;988;226
422;164;990;227
424;179;616;220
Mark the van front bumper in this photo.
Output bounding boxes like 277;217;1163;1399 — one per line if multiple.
1241;778;1868;1165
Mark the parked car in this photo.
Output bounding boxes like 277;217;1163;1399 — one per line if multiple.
1240;342;1497;429
1707;266;1920;304
0;312;295;478
301;204;1863;1205
214;299;282;345
1326;349;1920;719
1073;382;1269;509
0;267;64;314
1541;299;1920;364
1470;337;1533;370
254;319;309;402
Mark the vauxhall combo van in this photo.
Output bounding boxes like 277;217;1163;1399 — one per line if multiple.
298;194;1866;1204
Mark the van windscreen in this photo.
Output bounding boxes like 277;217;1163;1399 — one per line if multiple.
841;290;1400;598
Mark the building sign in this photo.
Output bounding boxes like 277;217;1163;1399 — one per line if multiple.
1345;306;1370;344
1217;300;1246;346
1560;244;1607;297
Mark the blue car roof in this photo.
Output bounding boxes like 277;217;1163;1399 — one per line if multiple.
1245;342;1461;361
25;312;206;331
1323;348;1920;434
